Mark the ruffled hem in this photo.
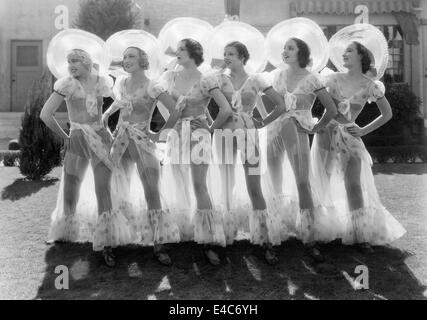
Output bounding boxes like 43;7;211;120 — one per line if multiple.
221;208;239;245
48;215;88;243
295;206;343;244
141;209;181;245
342;207;406;245
192;208;226;247
267;194;297;240
249;209;282;246
93;210;137;251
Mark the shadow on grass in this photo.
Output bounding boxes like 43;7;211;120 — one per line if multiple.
373;163;427;176
34;239;426;300
1;177;59;201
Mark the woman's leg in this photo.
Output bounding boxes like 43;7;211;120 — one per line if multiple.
63;155;89;217
267;144;285;196
92;159;116;267
344;156;364;212
55;153;89;242
280;119;325;261
343;155;372;250
244;136;279;265
191;162;223;265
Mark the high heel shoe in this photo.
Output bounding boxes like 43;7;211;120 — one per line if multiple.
102;247;116;268
204;245;221;266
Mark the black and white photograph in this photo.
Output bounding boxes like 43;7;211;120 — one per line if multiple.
0;0;426;303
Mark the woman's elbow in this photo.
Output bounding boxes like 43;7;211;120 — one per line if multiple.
40;109;49;124
221;109;233;119
329;108;338;118
385;110;393;122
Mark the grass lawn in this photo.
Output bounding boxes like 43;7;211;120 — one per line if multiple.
0;164;426;300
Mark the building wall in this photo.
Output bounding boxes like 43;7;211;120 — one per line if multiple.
0;0;80;112
142;0;225;35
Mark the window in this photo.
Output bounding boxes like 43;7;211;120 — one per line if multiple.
378;25;404;83
16;45;39;67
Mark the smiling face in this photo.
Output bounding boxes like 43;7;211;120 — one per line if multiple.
67;50;91;78
224;45;243;69
122;47;148;73
342;42;361;70
67;57;88;78
175;41;191;66
282;39;299;66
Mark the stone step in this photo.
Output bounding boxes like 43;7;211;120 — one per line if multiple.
0;112;69;141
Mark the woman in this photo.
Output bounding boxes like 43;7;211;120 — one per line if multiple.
158;38;233;266
102;46;180;266
41;48;133;267
312;24;406;249
212;41;287;265
266;37;339;261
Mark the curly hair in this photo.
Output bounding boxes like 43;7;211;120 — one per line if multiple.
352;41;373;74
181;38;204;67
67;49;93;71
288;38;311;68
225;41;250;65
123;46;149;70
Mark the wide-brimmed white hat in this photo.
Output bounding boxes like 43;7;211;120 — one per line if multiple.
106;29;163;79
329;23;389;80
266;17;329;73
207;21;267;74
157;17;214;72
47;29;111;79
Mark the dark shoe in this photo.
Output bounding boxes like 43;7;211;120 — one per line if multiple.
359;242;374;254
204;246;221;266
306;246;326;263
102;247;116;268
264;247;279;265
154;245;172;266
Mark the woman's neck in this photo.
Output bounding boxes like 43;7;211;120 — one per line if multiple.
287;62;306;75
129;70;148;82
180;61;200;76
230;64;247;79
346;65;364;79
75;72;90;82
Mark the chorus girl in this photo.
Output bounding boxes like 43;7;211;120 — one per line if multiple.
212;41;287;264
158;38;233;266
102;46;181;266
41;48;134;267
265;36;340;261
311;24;406;250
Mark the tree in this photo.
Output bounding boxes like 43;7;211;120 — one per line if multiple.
74;0;140;40
19;68;63;180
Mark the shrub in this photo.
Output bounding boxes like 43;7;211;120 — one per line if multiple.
367;145;427;163
19;68;63;180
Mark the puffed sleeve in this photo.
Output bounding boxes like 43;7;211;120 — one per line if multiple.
368;80;385;102
200;74;220;97
253;73;272;93
53;76;76;97
319;67;335;85
157;70;174;93
269;69;286;95
99;75;114;97
304;73;325;93
147;80;167;99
